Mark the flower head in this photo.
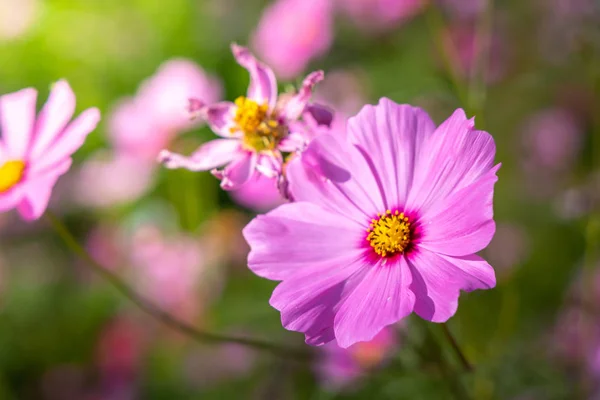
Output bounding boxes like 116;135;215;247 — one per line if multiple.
158;44;327;190
0;80;100;221
243;98;499;347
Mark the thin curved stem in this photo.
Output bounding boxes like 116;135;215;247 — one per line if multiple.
45;211;311;361
441;323;473;373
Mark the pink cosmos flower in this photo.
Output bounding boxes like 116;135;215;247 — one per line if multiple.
336;0;424;32
319;327;397;388
158;44;326;190
0;80;100;221
243;98;499;347
251;0;334;80
109;59;222;162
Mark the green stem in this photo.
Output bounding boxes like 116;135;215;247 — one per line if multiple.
44;211;311;361
442;323;473;373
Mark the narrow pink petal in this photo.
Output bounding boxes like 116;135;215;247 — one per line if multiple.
203;102;238;138
243;202;364;280
282;70;324;121
158;139;241;171
0;88;38;158
286;133;385;221
17;158;72;221
0;185;25;213
407;109;496;212
255;153;282;178
418;165;500;256
277;132;306;152
407;250;495;323
347;98;436;209
32;108;100;174
219;151;257;190
231;44;278;109
334;256;415;348
270;256;367;346
30;80;76;159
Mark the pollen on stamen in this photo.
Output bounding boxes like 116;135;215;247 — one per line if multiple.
366;210;412;257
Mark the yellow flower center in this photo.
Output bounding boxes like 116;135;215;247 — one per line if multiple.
0;160;25;193
367;210;412;257
231;96;286;153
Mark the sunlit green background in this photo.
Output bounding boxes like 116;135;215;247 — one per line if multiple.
0;0;598;399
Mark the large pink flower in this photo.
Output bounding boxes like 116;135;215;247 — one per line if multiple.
0;80;100;221
158;44;326;190
243;98;499;348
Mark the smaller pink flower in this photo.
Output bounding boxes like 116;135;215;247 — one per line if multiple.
337;0;424;32
109;59;222;161
0;80;100;221
252;0;334;80
319;327;398;389
159;44;327;191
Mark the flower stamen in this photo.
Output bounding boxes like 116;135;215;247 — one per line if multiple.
231;96;287;153
0;160;25;193
366;210;411;257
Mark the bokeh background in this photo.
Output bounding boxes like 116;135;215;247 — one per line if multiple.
0;0;599;398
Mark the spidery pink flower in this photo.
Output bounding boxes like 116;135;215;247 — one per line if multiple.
158;44;326;190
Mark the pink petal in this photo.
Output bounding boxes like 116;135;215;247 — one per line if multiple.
243;202;364;280
407;109;497;213
30;80;76;159
158;139;241;171
219;151;257;190
347;98;436;209
0;185;25;213
282;70;324;121
203;102;238;137
333;257;415;348
277;132;306;152
231;44;278;109
286;133;385;221
17;158;72;221
407;250;495;323
32;108;100;174
418;166;500;256
0;88;38;158
270;255;368;346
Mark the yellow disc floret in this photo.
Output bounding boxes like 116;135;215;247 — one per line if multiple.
231;96;287;153
0;160;25;193
367;210;412;257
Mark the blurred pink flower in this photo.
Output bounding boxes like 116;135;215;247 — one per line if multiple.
128;225;210;320
319;327;397;388
522;108;583;172
229;174;286;212
313;70;369;116
159;44;327;190
0;80;100;221
442;23;507;84
73;151;156;209
337;0;424;32
252;0;334;80
109;59;222;161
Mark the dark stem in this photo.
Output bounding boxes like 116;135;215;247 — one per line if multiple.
441;323;473;373
45;211;311;361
